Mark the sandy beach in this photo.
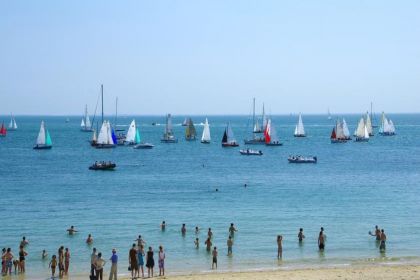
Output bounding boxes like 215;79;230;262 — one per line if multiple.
134;265;420;280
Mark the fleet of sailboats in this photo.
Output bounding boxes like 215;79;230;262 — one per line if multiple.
8;114;17;131
379;112;396;136
294;113;306;137
201;118;211;144
185;118;197;141
33;121;52;149
161;114;178;143
221;122;239;147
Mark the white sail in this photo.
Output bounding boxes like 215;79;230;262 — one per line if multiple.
9;117;13;129
294;114;305;136
85;114;91;128
166;114;173;134
81;118;85;127
13;118;17;129
268;119;279;142
364;124;370;139
355;118;366;138
92;130;97;142
36;121;46;145
262;104;267;130
97;121;114;145
106;121;114;144
365;112;373;135
253;120;260;133
125;119;136;143
380;112;394;134
389;120;395;133
336;120;345;139
227;123;236;143
342;118;350;138
201;118;211;142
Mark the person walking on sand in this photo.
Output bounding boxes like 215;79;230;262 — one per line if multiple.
95;252;106;280
129;244;138;279
49;255;57;278
18;245;28;273
298;228;305;243
86;234;93;244
90;248;97;279
212;247;218;269
158;246;165;276
66;226;78;235
181;224;187;235
137;245;145;278
205;237;212;251
318;231;325;251
227;236;233;256
277;235;283;259
64;248;70;275
109;249;118;280
146;247;155;278
379;229;387;251
229;223;238;236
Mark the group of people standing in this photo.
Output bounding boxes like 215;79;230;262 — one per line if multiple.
48;246;71;278
1;237;28;276
369;226;387;251
128;238;165;279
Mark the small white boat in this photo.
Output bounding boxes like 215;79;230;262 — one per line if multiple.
264;119;282;146
8;114;17;131
294;113;306;137
80;105;93;132
239;149;263;156
288;155;317;163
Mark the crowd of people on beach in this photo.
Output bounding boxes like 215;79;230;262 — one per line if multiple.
1;224;387;279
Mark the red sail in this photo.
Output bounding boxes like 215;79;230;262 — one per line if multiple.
264;123;271;143
330;127;336;139
0;123;6;136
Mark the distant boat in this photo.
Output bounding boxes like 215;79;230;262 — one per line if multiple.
182;118;188;126
354;117;369;142
0;122;7;137
80;105;93;132
89;161;116;171
124;120;140;145
8;114;17;131
330;119;347;143
222;122;239;147
327;108;332;120
201;118;211;144
264;119;282;146
365;112;374;136
96;121;116;148
161;114;178;143
244;98;265;144
288;155;317;163
65;118;70;123
379;112;396;136
33;121;52;149
294;113;306;137
185;118;197;141
239;149;263;156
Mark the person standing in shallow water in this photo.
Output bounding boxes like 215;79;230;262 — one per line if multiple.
212;247;218;269
49;255;57;278
298;228;305;242
146;247;154;278
90;248;97;279
205;237;212;251
227;236;233;256
86;234;93;244
64;248;70;275
137;245;145;278
229;223;238;236
109;248;118;280
95;252;106;280
161;221;166;231
181;224;187;235
158;246;165;276
380;229;387;251
18;245;28;273
318;231;325;251
129;244;138;279
277;235;283;259
58;246;64;278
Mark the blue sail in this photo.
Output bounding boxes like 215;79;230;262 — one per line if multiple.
111;128;117;144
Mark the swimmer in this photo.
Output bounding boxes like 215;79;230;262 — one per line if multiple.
161;221;166;231
86;234;93;244
66;226;78;235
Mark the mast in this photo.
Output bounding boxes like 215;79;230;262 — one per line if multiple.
114;97;118;128
252;98;255;132
101;84;104;125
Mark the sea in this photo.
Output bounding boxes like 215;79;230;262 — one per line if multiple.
1;114;420;279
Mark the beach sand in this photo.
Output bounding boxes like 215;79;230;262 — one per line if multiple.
124;265;420;280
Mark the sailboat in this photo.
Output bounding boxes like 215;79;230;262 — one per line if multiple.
354;117;369;142
0;122;7;137
365;112;374;136
342;118;351;140
379;112;396;136
294;113;306;137
96;120;116;148
182;118;188;126
113;97;126;145
80;105;93;132
161;114;178;143
201;118;211;144
8;114;17;131
133;127;154;149
33;121;52;149
124;120;139;145
330;119;347;143
244;98;265;144
264;119;282;146
185;118;197;141
327;108;332;120
221;122;239;147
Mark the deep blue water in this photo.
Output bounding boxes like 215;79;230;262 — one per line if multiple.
1;114;420;278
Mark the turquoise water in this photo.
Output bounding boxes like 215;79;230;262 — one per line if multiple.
1;114;420;279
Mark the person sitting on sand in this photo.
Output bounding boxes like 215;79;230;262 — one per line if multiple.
227;236;233;256
318;231;325;251
205;238;212;251
20;237;29;248
86;234;93;244
181;224;187;235
277;235;283;259
67;226;78;235
195;238;199;249
379;229;387;251
212;247;218;269
298;228;305;242
229;223;238;236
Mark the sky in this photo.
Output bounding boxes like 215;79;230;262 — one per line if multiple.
0;0;419;115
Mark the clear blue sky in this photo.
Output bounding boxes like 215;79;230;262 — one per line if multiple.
1;0;419;115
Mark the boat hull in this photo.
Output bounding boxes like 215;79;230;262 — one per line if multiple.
89;163;116;170
80;128;94;132
33;145;52;150
266;142;282;146
161;139;178;143
331;139;347;143
355;137;369;142
201;140;211;144
288;156;317;163
379;132;395;136
222;142;239;147
133;143;154;149
95;144;116;149
244;139;265;145
239;149;263;156
294;134;306;137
